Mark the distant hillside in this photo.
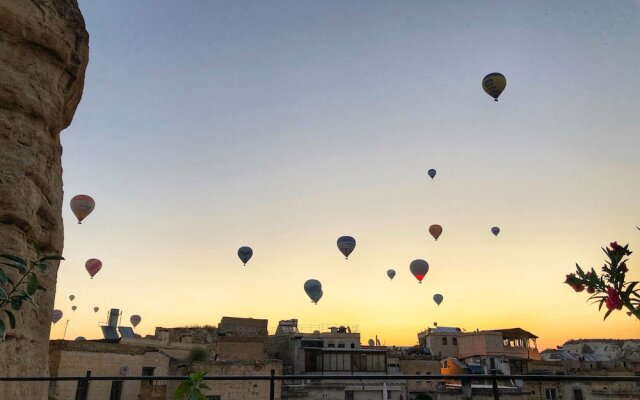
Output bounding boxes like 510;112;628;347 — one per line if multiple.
562;339;640;361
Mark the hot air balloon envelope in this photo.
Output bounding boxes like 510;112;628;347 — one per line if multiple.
304;279;323;304
238;246;253;265
429;224;443;240
69;295;75;301
410;259;429;283
51;309;63;324
93;307;99;313
491;226;500;236
130;315;142;328
433;294;444;306
71;305;77;311
386;269;396;280
85;258;102;278
428;169;437;179
482;72;506;101
70;195;95;224
337;236;356;259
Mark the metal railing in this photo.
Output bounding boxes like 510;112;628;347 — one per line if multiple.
1;371;639;400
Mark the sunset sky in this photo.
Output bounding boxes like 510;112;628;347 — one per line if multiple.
51;1;640;349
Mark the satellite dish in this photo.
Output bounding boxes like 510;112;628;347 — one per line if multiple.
514;379;524;388
120;366;130;376
368;339;375;346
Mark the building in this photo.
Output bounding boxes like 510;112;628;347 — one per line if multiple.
48;314;282;400
268;319;405;399
458;328;541;375
417;326;462;359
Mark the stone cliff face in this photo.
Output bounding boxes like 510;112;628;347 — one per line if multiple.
0;0;88;398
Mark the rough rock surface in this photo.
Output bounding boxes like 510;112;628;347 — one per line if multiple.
0;0;88;398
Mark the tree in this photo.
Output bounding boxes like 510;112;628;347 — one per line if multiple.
0;248;63;340
565;242;639;320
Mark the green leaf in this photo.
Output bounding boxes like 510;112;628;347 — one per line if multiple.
0;269;7;285
1;262;26;274
38;255;64;262
173;381;192;399
603;308;614;320
0;319;5;340
625;282;638;295
10;299;22;311
37;262;48;273
3;310;16;329
0;254;26;265
597;298;606;311
26;273;38;296
0;287;7;300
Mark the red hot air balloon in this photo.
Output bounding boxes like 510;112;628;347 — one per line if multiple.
70;195;95;224
85;259;102;279
51;309;63;324
410;259;429;283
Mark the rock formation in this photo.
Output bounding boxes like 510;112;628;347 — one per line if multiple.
0;0;88;398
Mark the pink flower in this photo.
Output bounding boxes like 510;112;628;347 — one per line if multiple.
605;287;623;310
573;284;585;293
610;242;621;250
587;287;596;294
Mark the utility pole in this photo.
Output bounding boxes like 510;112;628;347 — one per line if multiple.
63;319;69;340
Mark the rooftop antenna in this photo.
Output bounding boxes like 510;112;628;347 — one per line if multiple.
62;319;70;340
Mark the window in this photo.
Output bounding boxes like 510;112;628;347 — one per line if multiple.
327;342;335;348
206;396;221;400
142;367;155;385
350;343;355;349
452;337;457;345
345;391;354;400
338;343;345;348
442;337;447;345
572;389;584;400
109;381;123;400
545;388;557;400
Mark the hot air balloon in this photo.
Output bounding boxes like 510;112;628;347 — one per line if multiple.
130;315;141;328
427;169;437;179
491;226;500;236
70;195;95;224
409;259;429;283
337;236;356;259
85;258;102;279
237;246;253;266
368;339;375;346
386;269;396;280
482;72;506;101
71;306;77;311
69;295;75;301
51;309;63;324
429;224;443;241
304;279;323;304
433;294;444;306
75;336;86;341
93;307;99;313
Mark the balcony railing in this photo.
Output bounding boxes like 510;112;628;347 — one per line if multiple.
1;371;639;400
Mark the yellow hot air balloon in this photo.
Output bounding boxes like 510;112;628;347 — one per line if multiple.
482;73;506;101
70;195;95;224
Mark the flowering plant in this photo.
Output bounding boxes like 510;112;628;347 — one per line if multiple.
565;242;639;320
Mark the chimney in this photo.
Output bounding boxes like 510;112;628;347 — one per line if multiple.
108;309;120;327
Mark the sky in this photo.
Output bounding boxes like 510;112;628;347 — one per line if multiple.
51;1;640;349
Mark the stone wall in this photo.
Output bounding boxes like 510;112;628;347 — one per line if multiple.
0;0;88;398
